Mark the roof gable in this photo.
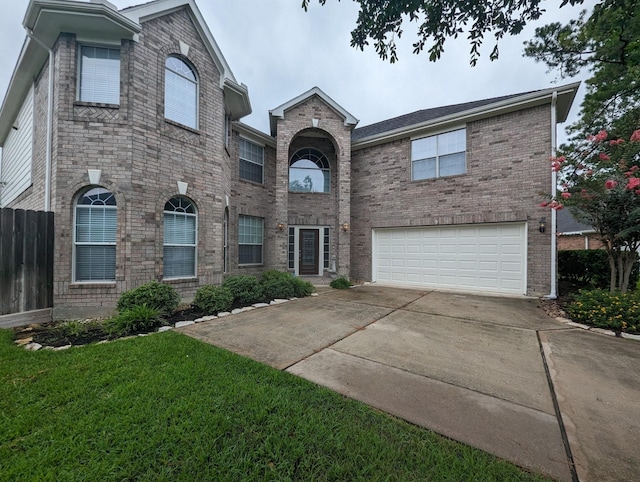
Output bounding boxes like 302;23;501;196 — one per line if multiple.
269;86;358;136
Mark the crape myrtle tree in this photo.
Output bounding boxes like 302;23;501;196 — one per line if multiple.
526;0;640;292
543;130;640;292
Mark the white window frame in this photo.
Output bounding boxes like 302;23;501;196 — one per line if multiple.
164;55;198;129
289;148;330;193
78;45;121;105
411;128;467;181
73;187;117;283
239;137;265;184
163;197;198;279
238;215;264;266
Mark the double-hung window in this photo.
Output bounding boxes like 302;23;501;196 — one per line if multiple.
79;46;120;104
165;56;198;129
74;187;117;282
163;197;197;278
238;215;263;265
239;138;264;183
412;128;466;180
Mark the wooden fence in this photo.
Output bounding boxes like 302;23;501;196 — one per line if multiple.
0;208;54;321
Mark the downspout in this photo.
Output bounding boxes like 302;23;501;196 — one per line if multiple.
26;31;53;212
547;91;558;299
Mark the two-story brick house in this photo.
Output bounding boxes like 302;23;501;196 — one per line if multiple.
0;0;579;319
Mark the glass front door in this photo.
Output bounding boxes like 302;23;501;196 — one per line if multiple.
299;229;319;275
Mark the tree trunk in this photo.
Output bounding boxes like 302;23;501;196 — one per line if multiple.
608;252;617;292
620;251;637;293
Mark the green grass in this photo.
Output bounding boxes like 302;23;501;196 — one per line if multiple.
1;330;550;481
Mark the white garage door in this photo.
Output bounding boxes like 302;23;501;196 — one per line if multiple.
373;223;527;295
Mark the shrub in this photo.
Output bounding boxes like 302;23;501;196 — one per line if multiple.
330;276;351;290
117;281;180;314
104;304;163;337
222;275;264;308
567;289;640;335
262;278;296;300
559;250;639;291
193;285;233;314
292;278;315;297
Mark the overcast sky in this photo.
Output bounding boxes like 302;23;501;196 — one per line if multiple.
0;0;596;140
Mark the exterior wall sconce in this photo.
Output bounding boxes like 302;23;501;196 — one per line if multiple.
342;222;350;232
539;217;546;233
277;222;285;231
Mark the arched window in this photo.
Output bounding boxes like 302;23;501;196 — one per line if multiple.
74;187;117;282
165;56;198;129
163;197;197;278
289;148;330;193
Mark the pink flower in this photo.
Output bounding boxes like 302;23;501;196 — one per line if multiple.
589;130;608;142
610;139;625;146
626;177;640;190
630;130;640;142
630;165;639;173
539;202;548;208
561;192;572;199
599;153;610;161
605;180;618;189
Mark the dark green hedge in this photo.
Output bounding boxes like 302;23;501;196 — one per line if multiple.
558;250;638;290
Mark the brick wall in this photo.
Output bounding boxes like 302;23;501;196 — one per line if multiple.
558;234;605;250
40;8;230;318
350;105;553;296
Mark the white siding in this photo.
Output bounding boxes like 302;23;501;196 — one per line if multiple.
0;86;34;207
373;223;527;295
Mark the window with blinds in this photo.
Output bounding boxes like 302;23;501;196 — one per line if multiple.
163;197;197;279
165;56;198;129
238;215;263;265
79;46;120;104
239;138;264;183
74;187;117;282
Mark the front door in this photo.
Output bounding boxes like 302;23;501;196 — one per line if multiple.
299;229;319;275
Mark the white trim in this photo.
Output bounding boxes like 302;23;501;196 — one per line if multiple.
289;225;329;276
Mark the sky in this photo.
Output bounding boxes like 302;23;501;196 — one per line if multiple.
0;0;596;140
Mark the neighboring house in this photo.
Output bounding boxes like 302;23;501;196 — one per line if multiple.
556;208;605;250
0;0;579;319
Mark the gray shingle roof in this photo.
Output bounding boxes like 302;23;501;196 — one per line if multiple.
557;208;595;234
351;92;530;141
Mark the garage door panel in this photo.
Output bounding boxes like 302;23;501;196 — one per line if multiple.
373;223;526;295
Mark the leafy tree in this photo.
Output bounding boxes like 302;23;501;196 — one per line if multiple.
526;0;640;292
301;0;585;65
544;130;640;292
524;0;640;137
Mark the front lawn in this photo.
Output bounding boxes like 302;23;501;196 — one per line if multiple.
1;330;549;481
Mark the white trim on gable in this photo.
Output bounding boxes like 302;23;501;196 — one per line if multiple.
269;86;359;135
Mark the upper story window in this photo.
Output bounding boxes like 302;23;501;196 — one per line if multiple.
165;56;198;129
239;138;264;184
74;187;117;282
289;148;330;193
163;197;197;279
79;46;120;104
411;128;466;181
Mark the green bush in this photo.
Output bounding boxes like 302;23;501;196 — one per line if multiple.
559;250;639;290
222;275;264;308
104;304;163;337
567;289;640;335
193;285;233;314
117;281;180;314
262;278;296;300
292;278;315;297
330;276;351;290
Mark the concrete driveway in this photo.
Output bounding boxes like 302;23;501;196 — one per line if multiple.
178;286;640;482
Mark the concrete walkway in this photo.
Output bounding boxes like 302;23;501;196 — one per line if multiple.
178;286;640;482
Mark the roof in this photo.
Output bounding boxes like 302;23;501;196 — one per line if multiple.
351;83;580;148
352;93;525;141
0;0;251;145
269;86;358;136
557;208;595;235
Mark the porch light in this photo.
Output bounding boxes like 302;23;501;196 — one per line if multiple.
539;217;546;233
342;222;350;232
277;222;286;231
